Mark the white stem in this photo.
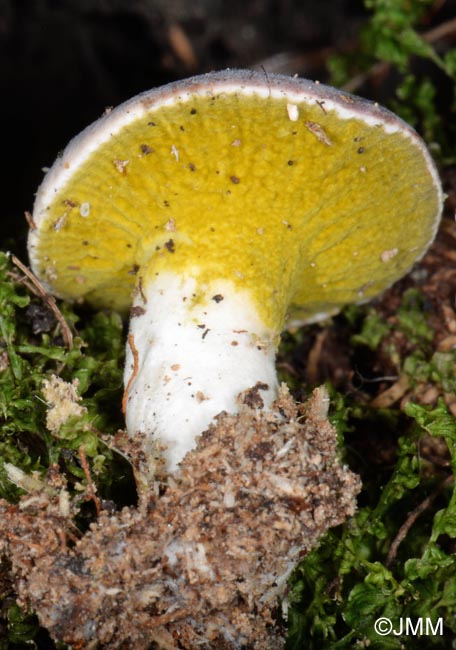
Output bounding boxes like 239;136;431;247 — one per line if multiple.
124;273;278;474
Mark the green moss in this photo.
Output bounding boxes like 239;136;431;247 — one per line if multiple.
350;307;391;350
286;280;456;649
0;251;134;647
396;288;434;345
328;0;456;162
2;254;456;648
287;400;456;649
0;250;128;500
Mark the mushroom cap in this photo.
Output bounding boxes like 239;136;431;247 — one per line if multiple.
28;69;443;330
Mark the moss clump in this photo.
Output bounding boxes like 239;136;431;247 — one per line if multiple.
0;252;128;500
0;251;134;648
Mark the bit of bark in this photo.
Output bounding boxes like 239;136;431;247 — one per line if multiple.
0;386;360;649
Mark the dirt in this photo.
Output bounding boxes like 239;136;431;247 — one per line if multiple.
0;386;360;649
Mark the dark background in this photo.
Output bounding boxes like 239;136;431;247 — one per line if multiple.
1;0;455;254
1;0;368;253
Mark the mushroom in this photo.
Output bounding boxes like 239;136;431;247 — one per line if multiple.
28;70;443;486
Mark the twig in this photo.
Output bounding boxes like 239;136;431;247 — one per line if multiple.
168;23;198;70
370;374;409;409
24;210;37;230
386;474;454;567
252;47;334;76
342;61;389;94
79;445;101;517
147;607;190;629
306;329;329;385
423;16;456;45
122;333;139;415
9;254;73;349
343;16;456;93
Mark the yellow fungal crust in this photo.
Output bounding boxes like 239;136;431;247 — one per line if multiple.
31;88;440;332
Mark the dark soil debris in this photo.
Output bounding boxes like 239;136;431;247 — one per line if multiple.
0;386;360;650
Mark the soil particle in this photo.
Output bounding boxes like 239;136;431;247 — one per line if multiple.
140;144;153;155
241;381;269;409
164;239;175;253
130;305;146;318
0;386;360;649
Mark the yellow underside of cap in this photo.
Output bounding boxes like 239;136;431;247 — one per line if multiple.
32;91;440;333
